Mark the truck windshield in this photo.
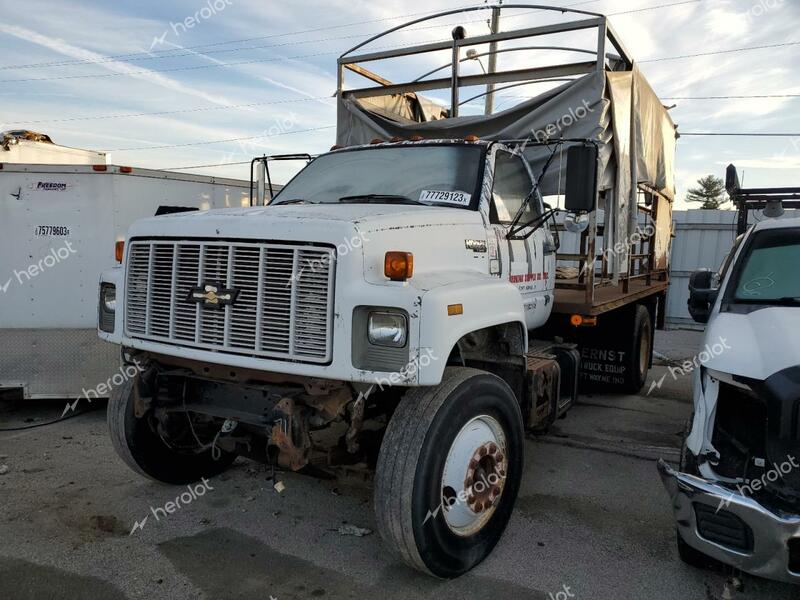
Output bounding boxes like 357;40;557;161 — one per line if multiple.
730;228;800;305
271;145;483;208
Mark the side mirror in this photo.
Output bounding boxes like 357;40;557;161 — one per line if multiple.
564;144;598;213
687;269;719;324
255;160;267;206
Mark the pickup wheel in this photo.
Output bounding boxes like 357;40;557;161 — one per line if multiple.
374;367;524;578
107;375;237;485
623;305;653;394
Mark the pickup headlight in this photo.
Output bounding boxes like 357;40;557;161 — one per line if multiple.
368;311;407;348
99;283;116;333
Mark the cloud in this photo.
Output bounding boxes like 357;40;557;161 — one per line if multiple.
0;22;240;107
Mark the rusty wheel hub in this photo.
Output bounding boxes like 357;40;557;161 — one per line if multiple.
464;441;507;513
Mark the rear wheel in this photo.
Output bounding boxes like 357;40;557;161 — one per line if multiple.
107;375;237;485
623;305;652;393
374;367;524;578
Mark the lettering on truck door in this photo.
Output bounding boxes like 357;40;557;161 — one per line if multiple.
488;150;550;329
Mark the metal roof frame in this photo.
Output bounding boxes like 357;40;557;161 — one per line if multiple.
727;164;800;234
336;4;634;116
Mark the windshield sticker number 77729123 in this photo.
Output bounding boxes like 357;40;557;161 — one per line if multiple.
419;190;471;206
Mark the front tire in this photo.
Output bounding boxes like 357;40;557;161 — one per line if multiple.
108;375;237;485
374;367;524;578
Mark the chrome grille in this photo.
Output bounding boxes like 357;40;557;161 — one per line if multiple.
125;240;335;363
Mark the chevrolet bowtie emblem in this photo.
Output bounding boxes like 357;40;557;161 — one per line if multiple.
188;282;239;309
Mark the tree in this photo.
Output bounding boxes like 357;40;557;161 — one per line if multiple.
686;175;729;209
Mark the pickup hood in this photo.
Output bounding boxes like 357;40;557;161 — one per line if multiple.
704;307;800;380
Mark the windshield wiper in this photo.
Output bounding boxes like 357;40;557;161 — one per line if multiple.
274;198;316;205
338;194;426;206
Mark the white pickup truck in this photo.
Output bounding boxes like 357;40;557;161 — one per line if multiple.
659;170;800;584
97;7;677;576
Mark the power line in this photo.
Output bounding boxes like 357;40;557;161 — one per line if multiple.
0;0;704;82
0;48;354;83
607;0;700;15
0;0;608;71
0;32;368;70
1;0;620;73
663;94;800;100
166;160;253;170
499;92;800;101
5;96;333;125
681;132;800;137
640;41;800;63
0;5;480;70
111;127;800;155
104;125;335;152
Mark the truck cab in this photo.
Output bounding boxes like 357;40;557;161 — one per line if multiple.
99;136;582;577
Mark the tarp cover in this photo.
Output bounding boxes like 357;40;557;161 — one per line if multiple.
336;67;677;275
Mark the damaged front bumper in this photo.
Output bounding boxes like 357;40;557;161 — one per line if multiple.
657;459;800;584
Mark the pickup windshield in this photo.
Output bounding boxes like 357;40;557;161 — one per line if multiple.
730;227;800;305
271;145;483;208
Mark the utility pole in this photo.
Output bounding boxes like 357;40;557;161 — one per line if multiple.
484;3;501;115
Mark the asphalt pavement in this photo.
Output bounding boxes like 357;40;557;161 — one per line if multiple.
0;330;796;599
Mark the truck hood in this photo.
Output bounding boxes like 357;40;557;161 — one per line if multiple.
704;307;800;380
139;203;479;230
124;202;490;288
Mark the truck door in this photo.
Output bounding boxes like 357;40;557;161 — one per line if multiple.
488;150;552;330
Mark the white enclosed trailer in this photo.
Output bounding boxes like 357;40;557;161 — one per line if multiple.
0;155;253;399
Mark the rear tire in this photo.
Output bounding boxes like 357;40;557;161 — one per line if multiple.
374;367;524;578
108;375;237;485
623;305;652;393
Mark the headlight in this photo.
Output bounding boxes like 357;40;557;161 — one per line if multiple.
99;283;116;333
102;284;116;312
368;311;407;347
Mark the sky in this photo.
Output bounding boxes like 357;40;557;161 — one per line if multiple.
0;0;797;210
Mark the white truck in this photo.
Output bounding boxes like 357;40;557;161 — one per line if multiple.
0;131;253;400
659;166;800;584
98;7;677;576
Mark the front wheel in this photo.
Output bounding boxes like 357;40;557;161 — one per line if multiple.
374;367;524;578
108;374;237;485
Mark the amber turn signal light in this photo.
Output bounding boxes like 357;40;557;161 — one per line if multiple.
384;252;413;281
115;241;125;263
570;314;597;327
